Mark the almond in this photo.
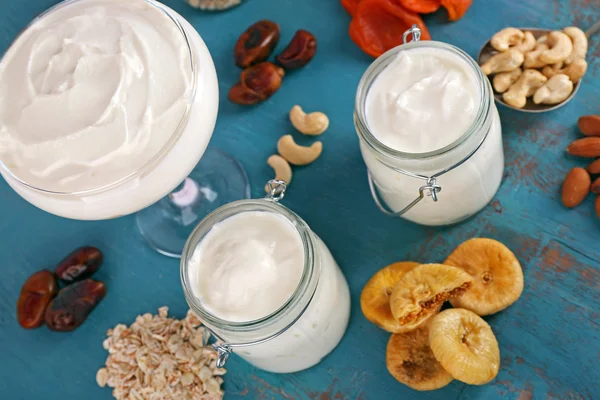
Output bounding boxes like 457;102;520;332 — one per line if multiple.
561;167;591;208
595;196;600;218
578;115;600;136
591;177;600;194
585;159;600;175
567;137;600;158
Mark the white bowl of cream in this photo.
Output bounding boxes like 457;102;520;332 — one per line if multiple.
0;0;219;220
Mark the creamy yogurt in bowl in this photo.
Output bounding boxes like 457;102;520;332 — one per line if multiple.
0;0;219;220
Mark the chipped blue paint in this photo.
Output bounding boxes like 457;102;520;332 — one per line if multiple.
1;0;599;399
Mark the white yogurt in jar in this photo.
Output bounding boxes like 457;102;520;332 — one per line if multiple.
359;44;504;225
366;48;480;153
187;210;351;373
190;211;305;322
0;0;218;220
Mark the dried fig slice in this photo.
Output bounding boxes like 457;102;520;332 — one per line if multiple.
429;308;500;385
360;261;420;332
445;238;524;316
390;264;473;330
386;321;453;391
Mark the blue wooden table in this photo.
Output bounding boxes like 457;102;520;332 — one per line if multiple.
1;0;599;399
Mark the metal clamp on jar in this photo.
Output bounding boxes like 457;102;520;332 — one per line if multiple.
180;181;351;373
355;25;505;226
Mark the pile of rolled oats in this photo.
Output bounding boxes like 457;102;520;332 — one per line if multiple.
96;307;226;400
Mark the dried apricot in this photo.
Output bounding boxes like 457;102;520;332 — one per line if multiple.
398;0;442;14
341;0;362;16
349;0;431;58
441;0;472;21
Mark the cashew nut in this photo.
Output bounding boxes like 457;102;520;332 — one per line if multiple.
563;26;588;64
542;61;564;76
533;74;574;105
542;58;587;82
490;28;524;52
526;81;541;97
480;49;524;75
537;35;548;46
289;105;329;136
514;31;536;53
277;135;322;166
539;31;573;64
493;68;522;93
265;155;292;193
502;69;547;108
524;43;549;69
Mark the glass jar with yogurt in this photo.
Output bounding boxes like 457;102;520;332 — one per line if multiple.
355;27;504;226
181;183;351;373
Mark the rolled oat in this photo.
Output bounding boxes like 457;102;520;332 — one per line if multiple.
97;307;226;400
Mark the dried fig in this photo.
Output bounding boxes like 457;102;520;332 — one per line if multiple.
429;309;500;385
390;264;473;330
387;322;453;391
445;238;524;316
360;261;420;333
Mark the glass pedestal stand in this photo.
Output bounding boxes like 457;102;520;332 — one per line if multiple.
136;149;250;258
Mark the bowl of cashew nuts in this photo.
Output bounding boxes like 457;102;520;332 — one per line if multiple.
478;21;599;112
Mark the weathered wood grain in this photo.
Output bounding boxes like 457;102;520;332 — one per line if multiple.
0;0;599;399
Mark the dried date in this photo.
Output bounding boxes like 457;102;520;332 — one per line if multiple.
229;62;285;105
45;279;106;332
276;30;317;69
17;270;58;329
235;20;280;69
55;246;103;283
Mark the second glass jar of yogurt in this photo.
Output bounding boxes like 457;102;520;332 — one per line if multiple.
181;185;351;373
355;28;504;226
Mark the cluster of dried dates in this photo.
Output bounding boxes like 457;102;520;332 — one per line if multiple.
17;246;106;332
229;20;317;105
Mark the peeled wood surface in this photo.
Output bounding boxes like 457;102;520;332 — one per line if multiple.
1;0;599;399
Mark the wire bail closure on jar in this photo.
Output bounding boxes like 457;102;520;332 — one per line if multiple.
265;179;287;202
210;179;304;368
403;24;422;44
